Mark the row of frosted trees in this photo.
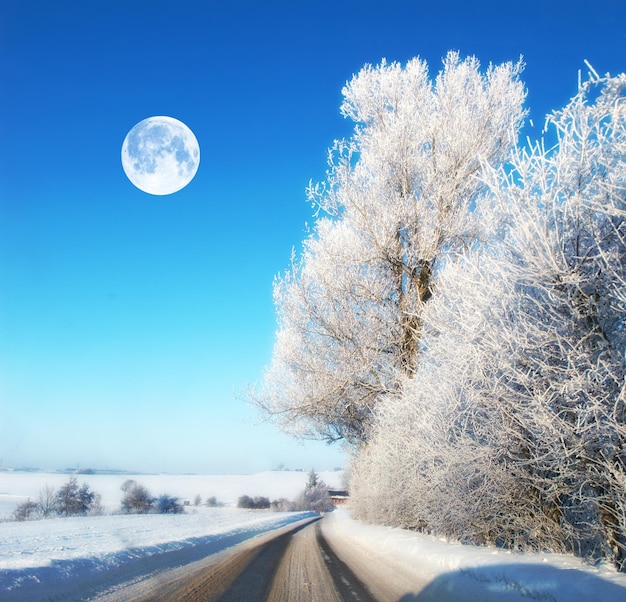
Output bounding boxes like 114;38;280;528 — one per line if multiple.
254;53;626;568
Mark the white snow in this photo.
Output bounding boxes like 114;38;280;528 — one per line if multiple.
325;508;626;601
1;508;306;572
2;471;626;601
1;508;317;601
0;470;342;600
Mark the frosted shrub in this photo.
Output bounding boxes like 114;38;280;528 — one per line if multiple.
120;480;154;514
13;499;39;522
483;72;626;565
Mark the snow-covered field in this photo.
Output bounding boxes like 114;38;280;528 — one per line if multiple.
0;470;341;601
1;508;317;600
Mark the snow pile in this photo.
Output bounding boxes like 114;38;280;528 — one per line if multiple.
326;508;626;601
0;508;315;600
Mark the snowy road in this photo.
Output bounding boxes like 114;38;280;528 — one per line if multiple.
96;515;377;601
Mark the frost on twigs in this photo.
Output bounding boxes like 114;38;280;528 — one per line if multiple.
350;71;626;569
252;52;526;445
253;51;626;569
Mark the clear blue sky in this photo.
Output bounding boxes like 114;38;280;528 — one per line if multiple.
1;0;624;474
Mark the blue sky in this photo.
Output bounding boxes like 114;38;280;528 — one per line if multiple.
1;0;625;474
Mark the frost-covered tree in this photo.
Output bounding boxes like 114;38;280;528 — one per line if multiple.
305;468;319;489
156;494;183;514
350;70;626;568
295;469;334;513
13;499;39;521
37;484;56;518
55;476;97;516
349;254;553;545
481;70;626;566
255;53;526;443
120;479;154;514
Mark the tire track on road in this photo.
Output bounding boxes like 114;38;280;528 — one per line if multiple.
104;514;378;601
128;519;318;602
316;523;376;602
267;518;342;602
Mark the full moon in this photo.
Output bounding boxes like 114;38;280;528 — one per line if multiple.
121;116;200;195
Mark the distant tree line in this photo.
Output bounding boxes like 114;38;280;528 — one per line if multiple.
119;480;183;514
13;476;102;521
237;495;271;509
12;476;188;520
13;471;334;522
237;470;334;513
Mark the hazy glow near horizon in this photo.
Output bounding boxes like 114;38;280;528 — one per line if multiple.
1;0;624;474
